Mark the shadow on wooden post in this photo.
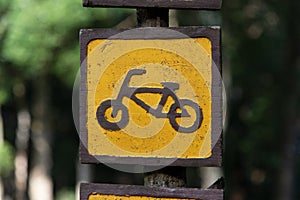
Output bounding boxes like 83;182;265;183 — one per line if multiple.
137;8;169;27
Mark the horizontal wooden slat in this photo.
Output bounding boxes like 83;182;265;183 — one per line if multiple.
80;183;224;200
83;0;222;9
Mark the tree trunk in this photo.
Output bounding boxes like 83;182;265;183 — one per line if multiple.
15;109;30;200
29;73;53;200
0;106;3;200
276;0;300;199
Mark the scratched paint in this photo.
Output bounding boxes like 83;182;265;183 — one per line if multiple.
88;194;195;200
86;38;212;158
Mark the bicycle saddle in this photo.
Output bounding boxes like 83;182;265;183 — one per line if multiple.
161;82;179;90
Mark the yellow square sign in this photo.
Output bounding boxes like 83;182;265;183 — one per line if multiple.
80;27;222;167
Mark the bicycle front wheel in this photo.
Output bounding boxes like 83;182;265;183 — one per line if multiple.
168;99;203;133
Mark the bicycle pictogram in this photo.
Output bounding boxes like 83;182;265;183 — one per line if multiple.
96;69;203;133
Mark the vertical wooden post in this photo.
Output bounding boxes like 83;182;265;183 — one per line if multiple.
144;167;187;187
137;8;169;27
136;8;187;188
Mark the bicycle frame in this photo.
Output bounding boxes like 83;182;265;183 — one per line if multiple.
113;69;189;118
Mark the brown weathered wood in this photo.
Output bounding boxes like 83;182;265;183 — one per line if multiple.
82;0;222;10
79;26;222;167
80;183;224;200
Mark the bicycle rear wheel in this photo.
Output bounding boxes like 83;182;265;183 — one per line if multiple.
96;100;129;131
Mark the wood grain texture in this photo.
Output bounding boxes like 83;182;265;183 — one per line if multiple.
80;183;224;200
82;0;222;9
79;26;222;167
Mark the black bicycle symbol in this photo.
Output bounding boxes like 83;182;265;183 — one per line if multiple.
96;69;203;133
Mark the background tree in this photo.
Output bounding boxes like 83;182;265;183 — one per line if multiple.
1;0;132;199
221;0;300;199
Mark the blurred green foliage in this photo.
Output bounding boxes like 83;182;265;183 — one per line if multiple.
177;0;300;199
0;0;133;197
55;189;75;200
0;141;14;177
0;0;133;104
222;0;300;198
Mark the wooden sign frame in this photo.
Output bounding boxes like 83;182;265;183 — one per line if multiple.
83;0;222;9
80;183;224;200
80;26;222;167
